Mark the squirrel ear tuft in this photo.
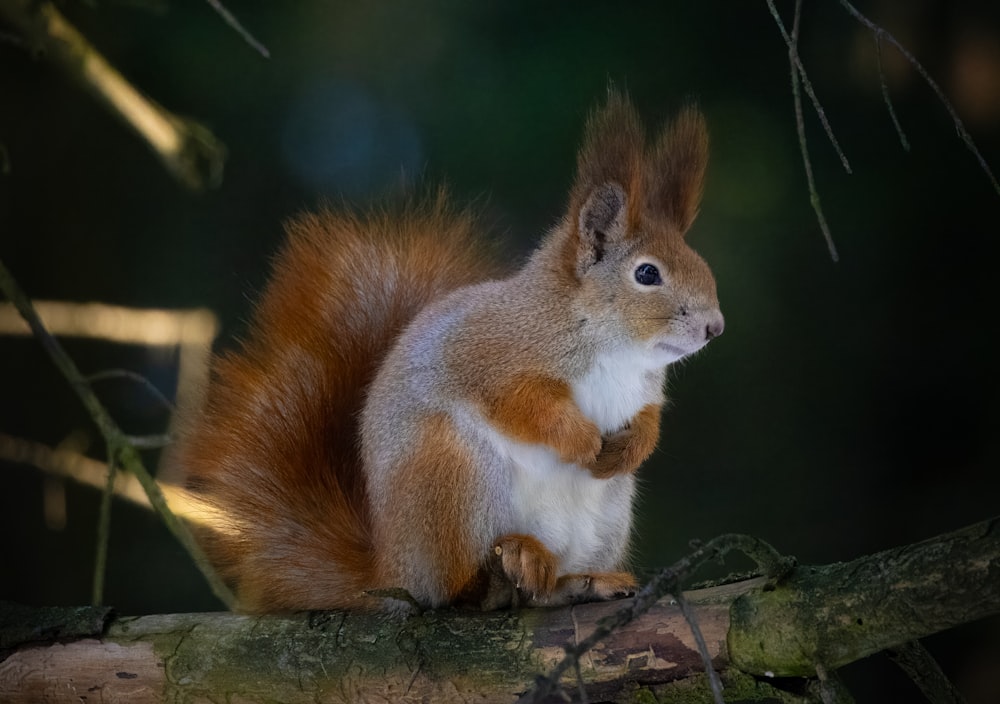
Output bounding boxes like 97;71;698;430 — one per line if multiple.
648;105;708;234
571;89;644;229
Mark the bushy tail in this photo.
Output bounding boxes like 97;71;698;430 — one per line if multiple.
171;192;499;612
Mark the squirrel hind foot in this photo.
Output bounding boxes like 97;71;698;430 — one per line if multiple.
493;533;560;599
491;534;638;607
533;571;638;607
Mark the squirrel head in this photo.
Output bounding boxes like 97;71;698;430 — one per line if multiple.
558;90;723;365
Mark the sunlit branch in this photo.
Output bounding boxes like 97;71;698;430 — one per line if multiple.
0;0;226;190
0;258;235;608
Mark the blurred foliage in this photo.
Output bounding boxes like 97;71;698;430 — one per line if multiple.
1;1;999;701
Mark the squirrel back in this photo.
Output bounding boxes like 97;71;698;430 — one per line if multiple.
173;194;500;611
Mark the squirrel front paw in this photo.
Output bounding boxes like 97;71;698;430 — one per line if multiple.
586;404;661;478
549;413;603;467
587;427;634;478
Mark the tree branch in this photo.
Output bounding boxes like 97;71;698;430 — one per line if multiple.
728;515;1000;676
0;0;226;191
91;456;117;606
789;0;839;262
887;640;968;704
0;581;791;704
0;258;235;609
521;533;793;703
203;0;270;58
2;517;996;702
765;0;852;175
837;0;1000;197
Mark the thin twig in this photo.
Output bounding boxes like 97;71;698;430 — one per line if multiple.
837;0;1000;197
0;256;235;609
109;0;169;13
676;590;725;704
765;0;852;174
0;431;151;508
87;369;176;413
204;0;270;58
789;0;839;262
0;30;26;48
873;32;910;152
123;433;173;449
573;658;588;704
887;641;967;704
812;664;857;704
519;534;794;703
92;455;117;606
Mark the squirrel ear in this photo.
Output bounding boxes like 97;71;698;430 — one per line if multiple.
648;105;708;234
569;89;644;277
576;182;627;275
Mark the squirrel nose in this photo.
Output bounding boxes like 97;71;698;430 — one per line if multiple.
705;314;725;341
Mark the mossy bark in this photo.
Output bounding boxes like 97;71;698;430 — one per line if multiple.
728;516;1000;676
2;517;997;702
1;585;766;703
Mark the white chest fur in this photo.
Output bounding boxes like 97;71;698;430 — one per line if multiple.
485;427;636;573
463;401;640;574
572;345;666;433
449;349;663;576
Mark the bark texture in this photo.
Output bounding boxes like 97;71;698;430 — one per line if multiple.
2;516;997;703
1;582;795;703
728;515;1000;676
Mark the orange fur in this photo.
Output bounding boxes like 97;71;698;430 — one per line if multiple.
482;374;602;466
172;92;721;613
588;403;662;478
371;412;484;603
171;194;500;612
557;92;709;283
493;534;560;598
647;105;709;232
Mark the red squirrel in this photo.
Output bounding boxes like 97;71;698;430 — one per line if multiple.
173;91;723;613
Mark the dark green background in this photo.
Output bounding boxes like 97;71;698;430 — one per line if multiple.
2;1;998;701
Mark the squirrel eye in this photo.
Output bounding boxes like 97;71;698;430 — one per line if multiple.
634;263;662;286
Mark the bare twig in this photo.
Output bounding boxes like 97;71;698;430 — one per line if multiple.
0;30;25;48
204;0;270;58
109;0;169;13
92;456;117;606
837;0;1000;197
122;433;173;449
0;432;150;507
676;590;725;704
519;534;794;703
887;641;968;704
789;0;839;262
0;432;231;537
573;658;588;704
873;32;910;152
0;256;235;609
765;0;852;174
812;664;857;704
87;369;177;414
0;0;226;191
